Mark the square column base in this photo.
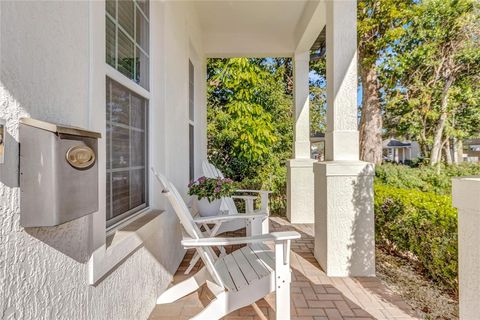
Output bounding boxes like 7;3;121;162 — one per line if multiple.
313;161;375;277
287;159;315;224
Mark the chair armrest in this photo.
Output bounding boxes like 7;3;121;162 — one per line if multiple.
193;212;267;224
236;189;273;194
235;190;271;216
231;195;257;213
231;195;257;201
181;231;300;247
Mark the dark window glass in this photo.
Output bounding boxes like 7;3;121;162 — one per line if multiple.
106;17;116;67
136;0;149;17
118;0;134;37
189;124;194;181
189;60;195;180
106;77;148;226
106;0;116;18
106;0;149;89
117;29;135;80
189;60;194;122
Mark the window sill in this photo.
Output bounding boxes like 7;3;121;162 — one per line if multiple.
88;208;164;285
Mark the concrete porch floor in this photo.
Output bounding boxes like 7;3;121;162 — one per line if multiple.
149;217;420;320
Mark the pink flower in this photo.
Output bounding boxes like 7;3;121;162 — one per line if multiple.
198;176;206;183
214;187;221;193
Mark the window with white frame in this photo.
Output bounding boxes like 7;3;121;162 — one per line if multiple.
188;60;195;181
106;0;149;228
106;0;149;90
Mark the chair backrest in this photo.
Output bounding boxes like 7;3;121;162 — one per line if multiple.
151;168;226;288
151;168;202;239
202;161;238;215
202;160;225;178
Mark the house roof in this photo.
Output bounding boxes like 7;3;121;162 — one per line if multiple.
383;139;412;148
464;138;480;145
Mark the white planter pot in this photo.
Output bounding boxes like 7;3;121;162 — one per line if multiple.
197;197;221;217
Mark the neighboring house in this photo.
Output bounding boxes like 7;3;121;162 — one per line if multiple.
310;132;325;161
463;138;480;162
382;138;422;163
0;1;376;318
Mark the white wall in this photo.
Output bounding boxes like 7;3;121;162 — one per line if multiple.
0;1;206;319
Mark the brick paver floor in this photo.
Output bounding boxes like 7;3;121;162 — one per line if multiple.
149;217;420;320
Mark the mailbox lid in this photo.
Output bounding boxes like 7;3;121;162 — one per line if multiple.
20;117;101;139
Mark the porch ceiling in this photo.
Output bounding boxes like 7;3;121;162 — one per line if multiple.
193;0;325;58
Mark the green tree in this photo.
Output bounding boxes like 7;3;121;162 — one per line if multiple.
357;0;414;164
382;0;480;164
310;57;327;135
207;58;293;214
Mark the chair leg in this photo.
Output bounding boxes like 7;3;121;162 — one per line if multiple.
248;217;264;236
262;217;269;234
185;252;201;274
157;267;208;304
275;241;291;320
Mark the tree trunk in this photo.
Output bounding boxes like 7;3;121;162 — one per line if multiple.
430;76;455;165
359;62;383;165
453;138;463;163
444;139;452;164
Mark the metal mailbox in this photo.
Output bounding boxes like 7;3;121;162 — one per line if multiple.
19;118;101;227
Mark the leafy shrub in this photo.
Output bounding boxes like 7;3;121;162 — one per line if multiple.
375;162;480;195
375;184;458;292
188;177;236;202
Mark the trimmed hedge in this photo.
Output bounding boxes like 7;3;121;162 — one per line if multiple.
375;162;480;195
375;183;458;292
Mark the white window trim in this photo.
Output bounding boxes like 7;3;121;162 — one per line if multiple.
106;65;151;100
89;208;163;285
87;0;160;286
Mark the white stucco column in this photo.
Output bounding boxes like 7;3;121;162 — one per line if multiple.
452;177;480;320
287;51;315;224
313;0;375;276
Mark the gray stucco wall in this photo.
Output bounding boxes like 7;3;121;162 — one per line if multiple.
0;2;186;319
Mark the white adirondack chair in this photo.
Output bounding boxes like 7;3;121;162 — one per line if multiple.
202;160;272;232
152;170;300;320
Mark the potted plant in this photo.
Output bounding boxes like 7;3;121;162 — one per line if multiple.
188;176;236;217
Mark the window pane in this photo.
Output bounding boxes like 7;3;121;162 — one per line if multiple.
111;81;130;125
106;0;149;90
130;169;146;209
106;17;116;68
106;78;148;225
106;79;111;122
136;0;149;18
118;0;134;37
106;125;112;169
135;47;149;89
112;125;130;169
106;0;116;19
189;124;194;181
131;94;145;129
131;130;145;167
136;10;149;53
112;171;130;218
189;60;194;121
106;172;111;219
117;29;135;80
